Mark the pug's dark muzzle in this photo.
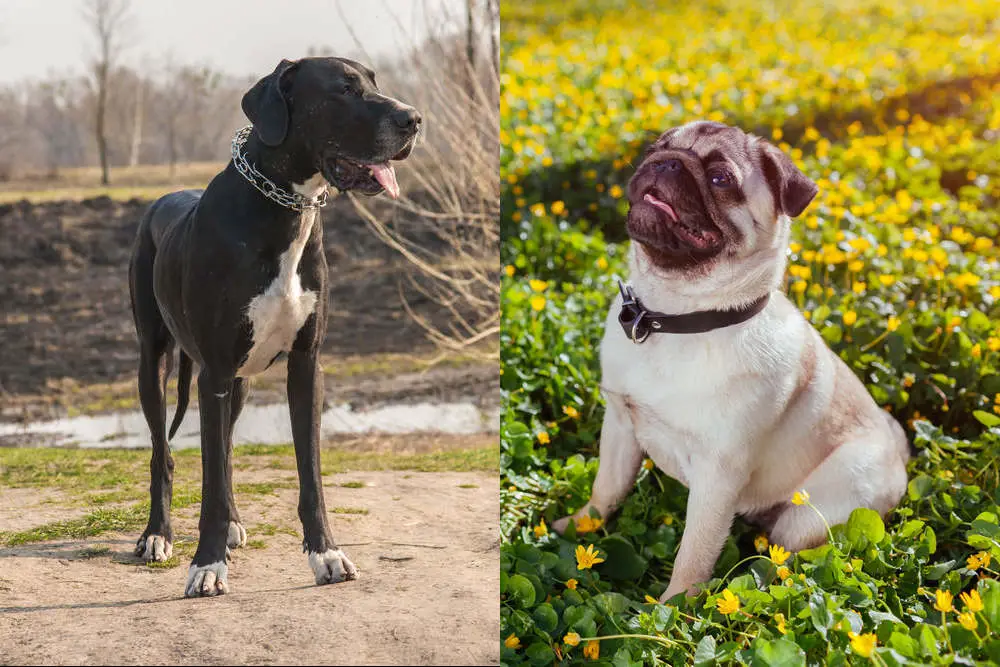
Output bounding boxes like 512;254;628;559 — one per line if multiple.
626;155;724;264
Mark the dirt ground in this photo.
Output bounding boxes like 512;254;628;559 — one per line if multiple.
0;466;498;665
0;196;497;422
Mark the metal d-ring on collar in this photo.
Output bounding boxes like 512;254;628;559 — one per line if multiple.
617;279;771;344
231;125;329;212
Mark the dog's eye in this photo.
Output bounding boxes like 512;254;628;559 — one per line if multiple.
341;81;360;96
709;170;734;187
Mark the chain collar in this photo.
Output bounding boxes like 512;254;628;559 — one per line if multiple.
230;125;329;212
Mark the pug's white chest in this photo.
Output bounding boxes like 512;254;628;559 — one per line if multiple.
238;210;318;377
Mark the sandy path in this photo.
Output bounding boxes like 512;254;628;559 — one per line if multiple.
0;470;499;665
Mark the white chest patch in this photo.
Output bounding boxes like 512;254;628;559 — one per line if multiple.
238;207;319;377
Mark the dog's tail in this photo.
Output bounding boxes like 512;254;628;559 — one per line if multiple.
167;351;192;440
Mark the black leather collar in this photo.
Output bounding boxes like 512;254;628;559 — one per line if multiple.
617;280;770;343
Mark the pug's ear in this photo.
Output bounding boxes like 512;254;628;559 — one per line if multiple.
241;59;298;147
760;141;818;218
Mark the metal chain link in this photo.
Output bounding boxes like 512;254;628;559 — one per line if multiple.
230;125;329;211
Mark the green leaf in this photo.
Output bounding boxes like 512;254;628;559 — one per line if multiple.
808;592;832;638
845;508;886;547
597;535;648;580
652;604;675;631
525;642;555;665
532;603;558;632
694;635;717;666
973;410;1000;427
751;637;806;667
506;574;537;608
592;592;630;616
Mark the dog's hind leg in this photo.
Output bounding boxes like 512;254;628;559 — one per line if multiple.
130;234;177;563
224;377;248;550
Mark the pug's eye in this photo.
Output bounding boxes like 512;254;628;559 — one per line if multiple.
341;81;360;96
709;170;734;187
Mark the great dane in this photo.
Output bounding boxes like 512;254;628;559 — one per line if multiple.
128;57;420;597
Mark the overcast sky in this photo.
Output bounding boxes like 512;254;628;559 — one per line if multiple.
0;0;465;83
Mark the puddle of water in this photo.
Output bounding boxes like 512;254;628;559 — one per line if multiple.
0;402;498;449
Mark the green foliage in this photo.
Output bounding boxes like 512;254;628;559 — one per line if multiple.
500;0;1000;663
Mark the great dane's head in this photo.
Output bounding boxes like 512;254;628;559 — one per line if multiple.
241;57;421;198
626;121;817;275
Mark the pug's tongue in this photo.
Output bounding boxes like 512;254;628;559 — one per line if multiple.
366;163;399;199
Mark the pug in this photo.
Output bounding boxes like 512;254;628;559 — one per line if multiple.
553;121;910;601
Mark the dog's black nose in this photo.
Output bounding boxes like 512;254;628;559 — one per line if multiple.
393;108;422;131
653;158;683;174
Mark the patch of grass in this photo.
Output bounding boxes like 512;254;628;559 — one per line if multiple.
458;483;480;488
2;505;149;546
145;555;181;569
246;538;267;549
252;522;298;538
235;480;296;496
338;481;367;488
78;545;111;558
329;506;369;515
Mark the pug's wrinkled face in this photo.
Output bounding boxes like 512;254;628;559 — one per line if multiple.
626;121;818;273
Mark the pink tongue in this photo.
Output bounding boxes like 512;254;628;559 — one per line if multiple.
644;193;679;222
366;163;399;199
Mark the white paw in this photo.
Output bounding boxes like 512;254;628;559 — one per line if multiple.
184;561;228;597
135;534;172;562
227;521;247;549
308;549;359;585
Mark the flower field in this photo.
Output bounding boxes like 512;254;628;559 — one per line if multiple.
500;1;1000;664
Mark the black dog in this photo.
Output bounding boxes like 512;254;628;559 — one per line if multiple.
128;57;420;597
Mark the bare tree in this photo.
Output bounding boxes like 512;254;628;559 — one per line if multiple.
82;0;131;185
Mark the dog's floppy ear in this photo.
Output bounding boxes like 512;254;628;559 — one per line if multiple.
241;59;298;147
760;142;818;218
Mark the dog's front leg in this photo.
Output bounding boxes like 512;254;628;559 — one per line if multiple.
553;398;641;533
287;349;358;585
661;476;740;601
185;371;235;597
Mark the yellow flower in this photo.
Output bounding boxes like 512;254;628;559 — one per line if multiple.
991;286;1000;299
887;316;901;332
563;405;579;418
596;257;609;270
537;431;550;445
504;633;521;649
530;203;546;217
575;544;605;570
958;612;978;631
550;200;566;215
972;344;982;359
644;594;658;604
530;295;546;311
504;264;516;277
934;590;954;613
972;551;992;569
791;280;808;294
791;489;810;505
775;612;787;634
852;281;866;294
843;310;857;326
879;275;896;286
777;566;792;580
754;534;769;553
564;631;581;646
848;259;864;273
960;589;984;613
576;515;604;533
533;518;548;538
565;578;578;590
769;544;791;566
642;458;654;470
988;337;1000;352
583;640;600;660
949;316;962;331
716;589;740;615
609;185;624;198
529;279;548;292
849;632;877;658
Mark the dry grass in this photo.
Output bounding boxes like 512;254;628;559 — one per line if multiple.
0;162;222;203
